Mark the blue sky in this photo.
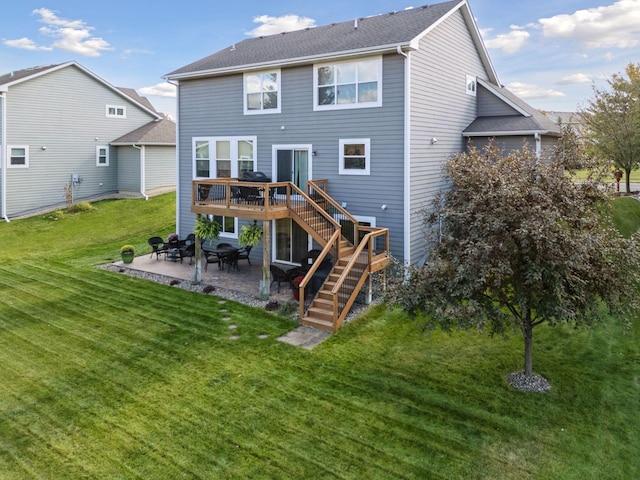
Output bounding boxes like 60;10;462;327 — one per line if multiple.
1;0;639;116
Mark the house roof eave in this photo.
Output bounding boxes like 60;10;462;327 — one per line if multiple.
1;61;161;120
463;129;556;137
111;142;175;147
164;43;414;81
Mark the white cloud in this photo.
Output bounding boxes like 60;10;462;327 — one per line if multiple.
246;14;316;37
2;37;51;51
139;82;177;98
558;73;592;84
507;81;566;99
539;0;640;49
483;27;530;54
4;8;112;57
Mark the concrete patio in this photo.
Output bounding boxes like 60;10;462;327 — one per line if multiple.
117;251;296;303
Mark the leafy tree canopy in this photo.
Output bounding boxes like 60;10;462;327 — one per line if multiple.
581;62;640;192
386;143;640;383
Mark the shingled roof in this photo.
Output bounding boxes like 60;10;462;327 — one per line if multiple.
166;1;494;80
464;80;561;136
111;117;176;145
0;62;161;118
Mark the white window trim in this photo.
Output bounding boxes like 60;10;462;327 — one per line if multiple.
96;145;109;166
106;104;126;118
243;70;281;115
339;138;370;175
192;136;258;239
7;145;29;169
313;56;383;111
466;75;477;97
192;136;257;179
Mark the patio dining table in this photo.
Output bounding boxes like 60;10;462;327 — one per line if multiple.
201;244;241;271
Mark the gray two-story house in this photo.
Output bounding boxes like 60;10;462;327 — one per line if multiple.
165;0;559;330
0;61;176;219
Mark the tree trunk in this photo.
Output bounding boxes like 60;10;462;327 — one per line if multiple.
523;308;534;376
625;168;632;193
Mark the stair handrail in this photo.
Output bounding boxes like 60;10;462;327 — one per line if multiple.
329;228;390;328
297;229;341;321
307;180;360;244
288;183;341;232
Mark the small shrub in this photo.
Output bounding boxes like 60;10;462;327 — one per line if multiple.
278;301;298;316
74;201;93;213
120;245;135;254
44;210;65;221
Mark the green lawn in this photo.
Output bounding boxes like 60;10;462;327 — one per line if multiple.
0;193;639;479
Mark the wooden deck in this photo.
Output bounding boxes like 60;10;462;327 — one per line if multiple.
191;178;391;331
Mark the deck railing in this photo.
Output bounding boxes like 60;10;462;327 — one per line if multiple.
192;178;290;211
307;180;359;245
331;228;390;329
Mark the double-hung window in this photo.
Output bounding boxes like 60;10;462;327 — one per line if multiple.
96;146;109;166
192;136;257;237
244;70;281;114
314;56;382;111
339;139;370;175
7;145;29;168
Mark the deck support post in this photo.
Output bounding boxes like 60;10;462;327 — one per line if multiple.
262;219;271;297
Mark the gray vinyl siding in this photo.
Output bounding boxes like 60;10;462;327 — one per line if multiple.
177;54;406;261
478;84;520;116
407;9;489;265
145;146;176;190
3;65;157;217
117;146;141;193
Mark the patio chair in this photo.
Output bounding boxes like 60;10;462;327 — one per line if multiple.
237;245;252;266
180;234;196;265
220;249;240;272
148;236;167;260
270;264;290;293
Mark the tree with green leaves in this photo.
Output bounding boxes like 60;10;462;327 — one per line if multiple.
581;62;640;193
386;143;640;387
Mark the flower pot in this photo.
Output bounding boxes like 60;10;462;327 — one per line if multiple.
121;251;135;264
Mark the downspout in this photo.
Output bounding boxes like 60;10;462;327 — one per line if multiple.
167;79;181;240
397;45;410;268
534;132;541;158
1;91;8;222
132;144;148;200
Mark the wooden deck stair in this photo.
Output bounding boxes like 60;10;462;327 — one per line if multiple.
191;178;390;331
303;250;353;331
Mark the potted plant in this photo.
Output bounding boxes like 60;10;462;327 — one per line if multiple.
238;221;263;248
120;245;135;264
194;216;222;245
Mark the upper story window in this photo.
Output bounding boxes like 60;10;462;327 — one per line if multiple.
244;70;281;115
96;146;109;166
7;145;29;168
466;75;477;96
193;136;256;179
339;139;370;175
106;104;126;118
314;57;382;111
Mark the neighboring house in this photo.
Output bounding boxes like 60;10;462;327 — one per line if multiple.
0;61;176;219
547;110;585;136
164;0;561;329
